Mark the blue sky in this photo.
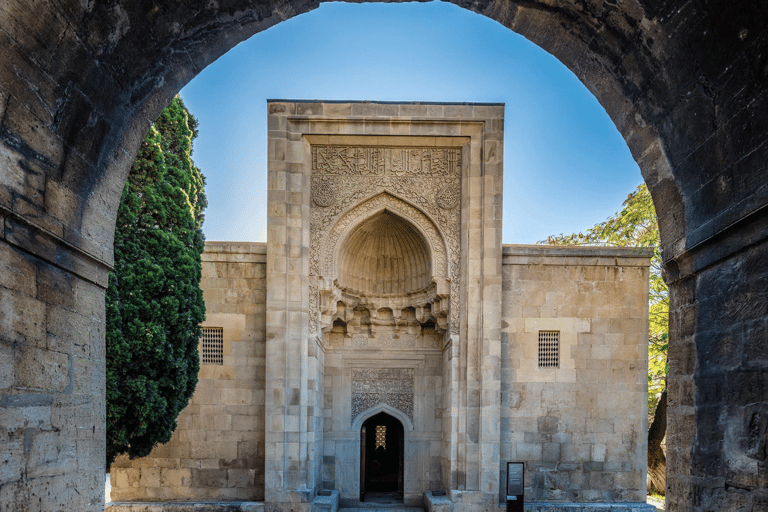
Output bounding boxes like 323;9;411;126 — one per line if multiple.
180;1;642;244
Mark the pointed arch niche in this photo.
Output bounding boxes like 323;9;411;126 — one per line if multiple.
316;192;451;341
339;210;431;296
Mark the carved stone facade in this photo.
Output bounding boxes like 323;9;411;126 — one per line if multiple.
110;102;653;512
310;142;462;338
351;368;414;423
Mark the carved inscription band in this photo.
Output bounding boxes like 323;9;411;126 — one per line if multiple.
313;146;461;176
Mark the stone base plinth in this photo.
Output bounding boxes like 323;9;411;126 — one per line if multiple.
106;499;656;512
313;490;340;512
423;491;451;512
425;497;657;512
507;503;656;512
106;502;264;512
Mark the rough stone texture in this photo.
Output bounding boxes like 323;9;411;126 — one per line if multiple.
0;2;767;511
110;242;266;502
501;246;651;503
666;234;768;511
512;504;655;512
0;214;108;511
424;492;453;512
311;489;339;512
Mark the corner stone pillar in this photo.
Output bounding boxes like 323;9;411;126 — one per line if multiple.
449;106;504;509
265;103;317;510
665;207;768;511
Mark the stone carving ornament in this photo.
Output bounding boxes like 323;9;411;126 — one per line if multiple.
436;183;460;210
351;368;414;423
312;180;336;207
310;145;461;336
312;147;459;177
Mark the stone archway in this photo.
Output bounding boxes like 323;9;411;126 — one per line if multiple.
355;404;413;503
325;193;449;283
360;412;405;501
1;2;767;511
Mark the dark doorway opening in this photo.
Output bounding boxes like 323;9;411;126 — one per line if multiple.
360;412;404;502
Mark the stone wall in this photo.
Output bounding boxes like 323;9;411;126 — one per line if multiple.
500;245;651;502
2;1;768;509
110;242;267;501
108;240;652;506
0;238;107;509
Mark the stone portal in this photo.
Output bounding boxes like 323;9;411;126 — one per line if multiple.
110;101;653;512
280;104;501;508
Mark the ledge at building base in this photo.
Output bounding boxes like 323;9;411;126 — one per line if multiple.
106;502;264;512
106;499;655;512
423;492;655;512
502;503;656;512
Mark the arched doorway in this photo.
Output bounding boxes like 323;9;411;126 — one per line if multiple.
361;412;405;503
2;2;768;511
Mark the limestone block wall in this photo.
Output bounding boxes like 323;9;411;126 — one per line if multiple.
0;241;108;510
110;242;267;501
500;245;651;502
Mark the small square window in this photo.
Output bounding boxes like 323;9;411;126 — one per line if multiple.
538;331;559;368
200;327;223;365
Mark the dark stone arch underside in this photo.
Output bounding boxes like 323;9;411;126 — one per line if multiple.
1;1;767;510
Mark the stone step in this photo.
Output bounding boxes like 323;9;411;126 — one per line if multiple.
339;507;424;512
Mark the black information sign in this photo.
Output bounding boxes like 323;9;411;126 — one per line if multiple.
506;462;524;497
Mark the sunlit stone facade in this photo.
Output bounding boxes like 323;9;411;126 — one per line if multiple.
110;101;652;511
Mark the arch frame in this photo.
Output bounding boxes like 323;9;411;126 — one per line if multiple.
353;403;415;432
304;124;477;337
326;192;448;285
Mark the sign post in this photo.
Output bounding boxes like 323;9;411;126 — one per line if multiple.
506;462;524;512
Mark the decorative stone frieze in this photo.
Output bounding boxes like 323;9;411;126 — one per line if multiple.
312;146;460;176
310;144;462;337
351;368;415;423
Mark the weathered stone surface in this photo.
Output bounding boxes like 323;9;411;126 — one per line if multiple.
501;245;650;503
110;243;266;502
0;1;767;510
107;503;265;512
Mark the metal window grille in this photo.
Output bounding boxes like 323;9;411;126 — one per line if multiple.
201;327;224;365
538;331;559;368
375;425;386;450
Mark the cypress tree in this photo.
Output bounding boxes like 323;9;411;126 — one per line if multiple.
106;96;207;466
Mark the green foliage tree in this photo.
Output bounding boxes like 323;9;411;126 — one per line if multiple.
541;183;668;494
106;96;207;466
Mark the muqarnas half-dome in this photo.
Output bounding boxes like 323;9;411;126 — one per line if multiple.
338;211;432;296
